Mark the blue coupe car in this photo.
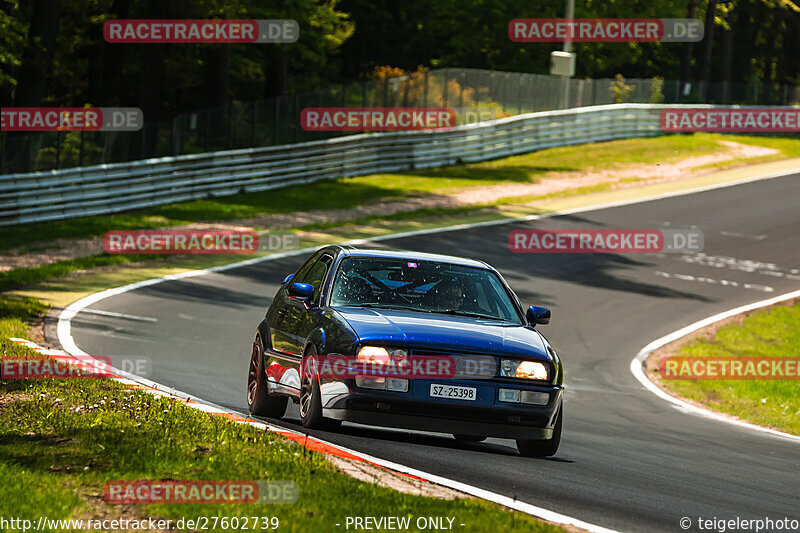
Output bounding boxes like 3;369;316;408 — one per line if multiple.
247;245;564;457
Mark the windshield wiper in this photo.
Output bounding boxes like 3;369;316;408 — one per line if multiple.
359;303;433;313
438;309;507;321
353;304;508;321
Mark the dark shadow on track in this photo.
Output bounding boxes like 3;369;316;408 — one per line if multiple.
253;415;577;462
136;279;272;308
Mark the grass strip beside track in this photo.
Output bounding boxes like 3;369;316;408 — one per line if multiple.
3;133;799;253
1;136;799;529
0;311;563;532
650;301;800;435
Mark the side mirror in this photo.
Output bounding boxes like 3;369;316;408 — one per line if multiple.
526;305;551;326
288;282;314;308
282;273;294;284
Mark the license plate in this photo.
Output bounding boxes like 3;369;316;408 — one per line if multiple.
430;384;476;401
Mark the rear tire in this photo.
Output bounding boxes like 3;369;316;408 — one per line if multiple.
516;406;562;458
299;346;341;431
453;434;486;443
247;333;288;418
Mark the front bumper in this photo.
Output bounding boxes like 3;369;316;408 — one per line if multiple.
321;379;564;440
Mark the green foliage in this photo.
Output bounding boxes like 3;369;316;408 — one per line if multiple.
3;0;800;124
611;74;635;104
649;76;665;104
0;0;26;91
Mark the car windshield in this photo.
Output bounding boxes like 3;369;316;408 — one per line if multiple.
329;256;522;323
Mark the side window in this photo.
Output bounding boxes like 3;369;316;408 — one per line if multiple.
299;254;333;305
471;279;491;313
290;252;322;286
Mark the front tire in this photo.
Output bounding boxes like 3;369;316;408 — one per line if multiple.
299;346;341;431
247;333;288;418
516;406;562;458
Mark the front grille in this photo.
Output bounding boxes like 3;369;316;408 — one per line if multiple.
409;348;497;379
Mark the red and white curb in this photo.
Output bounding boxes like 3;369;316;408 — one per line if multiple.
40;165;800;532
7;337;400;463
630;288;800;443
7;337;618;533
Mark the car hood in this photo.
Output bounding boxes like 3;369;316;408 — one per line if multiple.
333;307;550;360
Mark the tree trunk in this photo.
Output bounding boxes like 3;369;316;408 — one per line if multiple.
97;0;130;107
719;2;733;104
264;0;289;99
699;0;719;101
138;0;168;158
205;45;230;108
263;51;287;98
679;0;698;100
14;0;61;106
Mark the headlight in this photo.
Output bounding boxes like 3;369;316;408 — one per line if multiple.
388;348;409;363
357;346;408;365
500;359;548;380
357;346;390;364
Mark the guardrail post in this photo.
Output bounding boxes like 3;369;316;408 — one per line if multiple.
55;131;61;170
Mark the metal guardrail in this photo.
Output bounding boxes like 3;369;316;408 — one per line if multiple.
0;103;751;226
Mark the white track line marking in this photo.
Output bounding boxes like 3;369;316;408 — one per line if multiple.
59;166;800;355
79;308;158;322
630;288;800;443
55;165;799;530
654;271;775;292
720;230;767;240
10;336;619;533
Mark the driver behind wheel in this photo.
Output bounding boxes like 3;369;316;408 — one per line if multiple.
435;279;466;310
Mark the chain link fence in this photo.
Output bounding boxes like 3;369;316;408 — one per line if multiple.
2;68;799;174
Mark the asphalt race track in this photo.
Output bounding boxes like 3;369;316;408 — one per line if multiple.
63;174;800;532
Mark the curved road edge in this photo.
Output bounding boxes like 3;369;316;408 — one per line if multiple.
51;163;800;532
56;165;800;356
14;336;619;533
630;288;800;444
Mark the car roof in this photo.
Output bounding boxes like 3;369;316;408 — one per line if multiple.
332;245;492;270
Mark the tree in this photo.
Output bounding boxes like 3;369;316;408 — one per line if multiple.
718;0;735;103
699;0;719;99
14;0;61;107
0;0;26;106
679;0;698;100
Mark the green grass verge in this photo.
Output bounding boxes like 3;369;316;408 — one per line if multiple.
0;295;47;345
0;301;561;532
0;254;167;293
656;302;800;435
4;133;799;252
